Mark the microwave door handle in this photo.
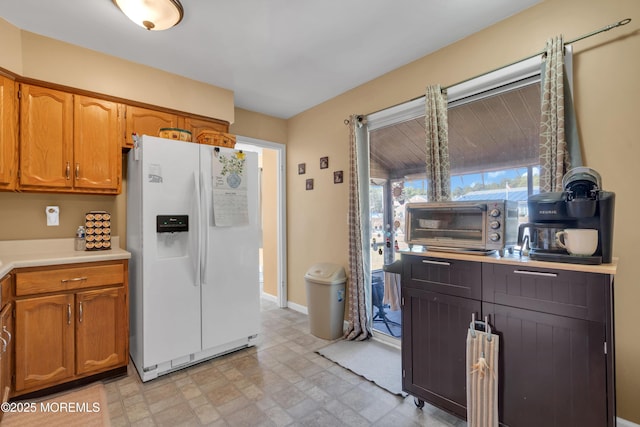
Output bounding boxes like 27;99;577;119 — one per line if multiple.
420;204;487;211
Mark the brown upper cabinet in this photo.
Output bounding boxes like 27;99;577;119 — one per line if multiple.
124;105;183;149
123;105;230;149
0;76;17;191
184;116;228;140
19;85;122;194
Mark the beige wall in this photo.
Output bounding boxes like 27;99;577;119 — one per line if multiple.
0;18;23;74
285;0;640;421
230;108;288;144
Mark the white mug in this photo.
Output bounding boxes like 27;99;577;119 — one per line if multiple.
555;229;598;256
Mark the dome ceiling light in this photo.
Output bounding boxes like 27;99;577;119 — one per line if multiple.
112;0;184;31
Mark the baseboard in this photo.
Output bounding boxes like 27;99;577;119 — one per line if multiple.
261;292;278;303
618;417;640;427
286;300;308;315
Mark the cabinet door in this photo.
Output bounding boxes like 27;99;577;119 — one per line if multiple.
73;95;121;193
184;116;228;140
402;286;480;419
0;303;13;405
124;105;181;148
19;85;74;190
0;76;17;191
484;302;608;427
15;294;75;392
76;287;127;375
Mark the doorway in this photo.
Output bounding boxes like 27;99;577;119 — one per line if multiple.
369;180;402;340
235;136;287;308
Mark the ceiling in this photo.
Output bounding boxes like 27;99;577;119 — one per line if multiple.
370;82;541;179
0;0;540;119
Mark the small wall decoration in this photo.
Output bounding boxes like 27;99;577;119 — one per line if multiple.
320;156;329;169
298;163;306;175
334;171;343;184
306;179;314;190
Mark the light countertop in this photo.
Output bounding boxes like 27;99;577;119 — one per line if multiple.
402;247;618;275
0;237;131;277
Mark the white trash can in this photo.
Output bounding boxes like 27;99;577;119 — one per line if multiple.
305;263;347;340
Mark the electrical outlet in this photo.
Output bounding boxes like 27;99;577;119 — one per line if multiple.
46;206;60;226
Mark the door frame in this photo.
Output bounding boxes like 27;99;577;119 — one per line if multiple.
235;135;288;308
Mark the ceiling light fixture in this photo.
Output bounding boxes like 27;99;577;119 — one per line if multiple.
113;0;184;31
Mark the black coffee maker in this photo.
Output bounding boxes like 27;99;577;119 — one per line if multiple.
518;167;615;265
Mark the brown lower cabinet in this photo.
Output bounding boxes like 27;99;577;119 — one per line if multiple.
401;254;615;427
0;273;14;418
13;260;129;396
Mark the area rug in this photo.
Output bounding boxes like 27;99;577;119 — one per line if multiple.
1;383;110;426
316;339;407;397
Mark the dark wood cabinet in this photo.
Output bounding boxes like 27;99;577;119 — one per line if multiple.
401;255;482;418
482;263;614;427
401;254;615;427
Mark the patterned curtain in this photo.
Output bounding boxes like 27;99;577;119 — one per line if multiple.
425;85;451;201
539;36;582;192
344;115;372;341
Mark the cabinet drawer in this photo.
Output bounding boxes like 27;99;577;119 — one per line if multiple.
482;263;609;321
402;255;481;300
15;263;124;296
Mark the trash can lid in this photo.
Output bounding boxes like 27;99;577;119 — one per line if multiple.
304;262;346;284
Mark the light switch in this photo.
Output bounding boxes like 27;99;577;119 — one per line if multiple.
46;206;59;226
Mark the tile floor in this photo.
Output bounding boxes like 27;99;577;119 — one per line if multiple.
103;299;466;426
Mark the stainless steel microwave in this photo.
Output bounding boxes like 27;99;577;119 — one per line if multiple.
405;200;518;256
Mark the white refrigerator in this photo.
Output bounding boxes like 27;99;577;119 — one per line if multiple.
127;135;260;382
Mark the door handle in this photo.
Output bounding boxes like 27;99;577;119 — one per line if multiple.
75;163;80;180
79;302;83;323
65;162;70;180
0;336;6;353
67;304;72;325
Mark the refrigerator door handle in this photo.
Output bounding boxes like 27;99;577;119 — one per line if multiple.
200;170;209;285
194;171;202;287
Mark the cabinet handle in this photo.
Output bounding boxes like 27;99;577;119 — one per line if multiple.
0;336;6;353
422;259;451;266
2;326;11;344
513;269;558;278
75;163;80;180
65;162;70;180
67;304;72;325
60;277;88;284
79;302;83;323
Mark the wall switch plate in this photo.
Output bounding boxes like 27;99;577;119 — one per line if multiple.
46;206;60;226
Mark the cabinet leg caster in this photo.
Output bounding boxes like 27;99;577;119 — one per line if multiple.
414;398;425;409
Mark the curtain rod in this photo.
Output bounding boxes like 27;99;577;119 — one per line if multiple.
354;17;631;121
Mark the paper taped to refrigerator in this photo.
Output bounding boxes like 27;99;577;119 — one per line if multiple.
211;151;249;226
